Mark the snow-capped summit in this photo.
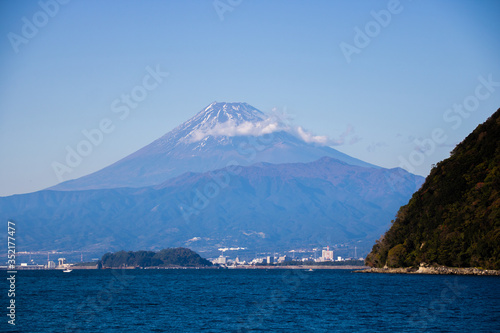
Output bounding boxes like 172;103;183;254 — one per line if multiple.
163;102;272;146
51;102;378;191
189;102;267;126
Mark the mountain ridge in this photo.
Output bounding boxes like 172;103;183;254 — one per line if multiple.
1;156;423;256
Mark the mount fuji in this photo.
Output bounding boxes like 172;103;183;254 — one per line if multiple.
52;102;377;191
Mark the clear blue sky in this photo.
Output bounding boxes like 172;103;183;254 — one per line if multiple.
1;0;499;196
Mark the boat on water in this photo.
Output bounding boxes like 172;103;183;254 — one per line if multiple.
63;269;72;273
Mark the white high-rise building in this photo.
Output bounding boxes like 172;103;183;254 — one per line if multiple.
321;246;334;261
215;255;227;265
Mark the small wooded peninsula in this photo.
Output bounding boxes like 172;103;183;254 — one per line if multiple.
101;248;213;268
366;108;500;270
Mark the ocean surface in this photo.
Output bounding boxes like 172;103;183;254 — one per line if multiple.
4;269;499;332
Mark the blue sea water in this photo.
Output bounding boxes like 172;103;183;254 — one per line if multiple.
3;269;499;332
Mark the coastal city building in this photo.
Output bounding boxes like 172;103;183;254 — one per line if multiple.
57;258;71;269
250;258;264;265
207;244;365;266
320;246;334;261
213;255;227;265
278;255;291;263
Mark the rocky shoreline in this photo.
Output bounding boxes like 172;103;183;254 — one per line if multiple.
357;263;500;276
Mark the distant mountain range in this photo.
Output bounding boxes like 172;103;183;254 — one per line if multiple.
366;108;500;269
1;102;424;257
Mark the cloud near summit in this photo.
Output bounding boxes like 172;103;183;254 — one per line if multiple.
188;118;280;142
295;126;329;145
187;116;350;147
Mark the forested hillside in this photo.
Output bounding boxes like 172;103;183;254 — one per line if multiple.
366;109;500;269
101;248;213;268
